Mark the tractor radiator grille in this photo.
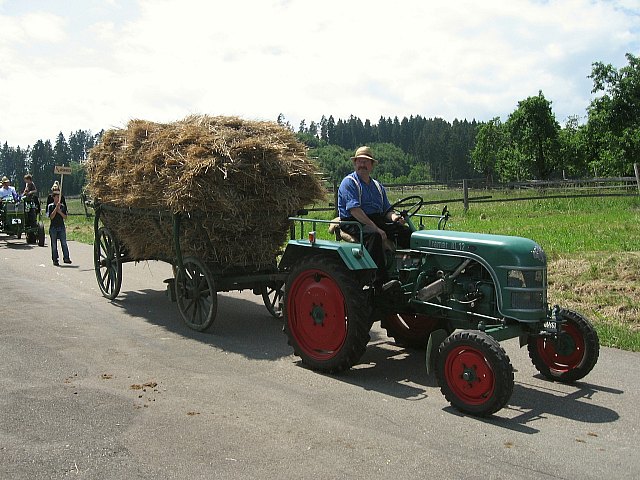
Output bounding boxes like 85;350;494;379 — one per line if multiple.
511;291;544;310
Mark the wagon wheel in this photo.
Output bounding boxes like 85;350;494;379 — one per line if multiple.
436;330;514;417
175;257;217;332
527;309;599;383
94;226;122;300
381;313;446;349
37;222;45;247
262;281;284;319
284;255;373;373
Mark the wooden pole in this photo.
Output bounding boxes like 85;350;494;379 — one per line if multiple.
463;179;469;212
634;163;640;193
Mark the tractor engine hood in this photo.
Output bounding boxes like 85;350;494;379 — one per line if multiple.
411;230;546;268
411;230;548;321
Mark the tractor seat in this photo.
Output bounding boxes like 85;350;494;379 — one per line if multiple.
328;217;395;251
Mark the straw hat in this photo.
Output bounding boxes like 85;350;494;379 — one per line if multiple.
1;176;9;183
350;146;377;163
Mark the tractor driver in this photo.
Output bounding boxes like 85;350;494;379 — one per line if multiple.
337;146;411;289
0;176;20;202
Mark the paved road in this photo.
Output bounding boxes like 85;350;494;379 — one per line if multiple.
1;235;638;479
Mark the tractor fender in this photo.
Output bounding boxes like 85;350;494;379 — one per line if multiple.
279;240;377;272
426;328;450;376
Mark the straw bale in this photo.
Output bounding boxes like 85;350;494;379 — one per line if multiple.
87;115;325;269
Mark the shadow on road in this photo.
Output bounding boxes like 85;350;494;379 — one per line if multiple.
106;287;292;361
323;339;622;433
98;286;623;433
1;238;43;250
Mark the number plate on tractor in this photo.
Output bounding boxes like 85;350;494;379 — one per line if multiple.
543;321;558;332
12;218;21;224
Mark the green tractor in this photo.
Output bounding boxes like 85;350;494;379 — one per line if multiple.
0;195;46;246
279;196;599;417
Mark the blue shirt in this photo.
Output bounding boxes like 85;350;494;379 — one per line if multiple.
338;172;391;218
0;186;19;202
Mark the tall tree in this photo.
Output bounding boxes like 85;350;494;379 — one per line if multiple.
506;91;560;179
471;117;505;183
586;53;640;175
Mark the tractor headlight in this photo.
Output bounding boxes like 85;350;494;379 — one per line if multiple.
532;244;546;264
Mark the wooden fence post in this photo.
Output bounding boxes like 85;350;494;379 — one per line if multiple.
635;163;640;193
463;179;469;212
333;181;338;217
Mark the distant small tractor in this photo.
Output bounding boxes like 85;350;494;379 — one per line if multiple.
280;197;600;416
0;196;45;246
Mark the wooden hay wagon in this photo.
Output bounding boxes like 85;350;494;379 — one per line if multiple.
92;202;287;332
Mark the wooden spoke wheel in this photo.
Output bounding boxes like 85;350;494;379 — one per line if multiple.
94;226;123;300
262;282;284;319
175;257;218;332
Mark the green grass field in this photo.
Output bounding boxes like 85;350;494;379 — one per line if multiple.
63;188;640;351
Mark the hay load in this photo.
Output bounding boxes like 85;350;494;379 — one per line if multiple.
87;115;325;269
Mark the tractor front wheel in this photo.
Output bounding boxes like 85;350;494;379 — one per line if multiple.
527;309;599;383
284;255;372;373
436;330;514;417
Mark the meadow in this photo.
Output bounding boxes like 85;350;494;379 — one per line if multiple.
63;188;640;351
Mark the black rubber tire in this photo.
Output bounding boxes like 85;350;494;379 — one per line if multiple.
284;255;373;373
175;257;218;332
37;222;45;247
527;309;600;383
26;231;36;244
436;330;514;417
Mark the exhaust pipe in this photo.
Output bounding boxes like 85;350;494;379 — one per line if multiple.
416;259;472;302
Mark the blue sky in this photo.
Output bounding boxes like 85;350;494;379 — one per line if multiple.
1;0;638;147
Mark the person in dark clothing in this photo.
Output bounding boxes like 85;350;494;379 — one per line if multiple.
337;146;410;287
22;174;40;225
46;181;66;209
47;190;71;266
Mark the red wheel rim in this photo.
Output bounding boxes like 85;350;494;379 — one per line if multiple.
444;345;495;406
536;322;585;372
287;269;347;361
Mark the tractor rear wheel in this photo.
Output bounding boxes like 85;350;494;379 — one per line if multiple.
175;256;217;332
436;330;514;416
527;309;599;383
382;313;445;349
284;255;373;373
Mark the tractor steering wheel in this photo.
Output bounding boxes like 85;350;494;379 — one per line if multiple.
386;195;424;219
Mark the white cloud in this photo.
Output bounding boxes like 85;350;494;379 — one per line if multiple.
0;0;638;146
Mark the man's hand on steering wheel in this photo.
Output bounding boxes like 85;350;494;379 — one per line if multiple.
386;195;424;224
